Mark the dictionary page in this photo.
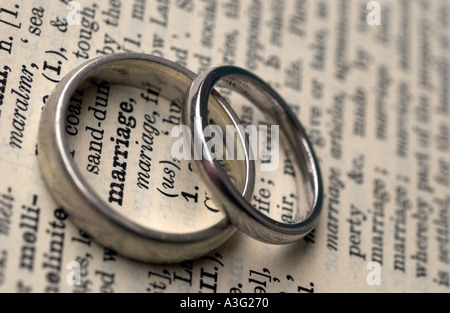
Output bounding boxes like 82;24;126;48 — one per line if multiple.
0;0;449;293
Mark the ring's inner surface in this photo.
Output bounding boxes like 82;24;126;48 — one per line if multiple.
63;59;249;234
210;73;316;225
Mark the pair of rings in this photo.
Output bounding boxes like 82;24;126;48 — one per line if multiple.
38;53;323;263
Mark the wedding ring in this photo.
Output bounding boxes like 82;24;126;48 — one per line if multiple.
183;66;323;244
38;53;254;263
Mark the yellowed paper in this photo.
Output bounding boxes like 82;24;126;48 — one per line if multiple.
0;0;448;293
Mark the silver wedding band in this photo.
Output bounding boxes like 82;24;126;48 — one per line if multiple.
183;66;323;244
38;53;254;263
